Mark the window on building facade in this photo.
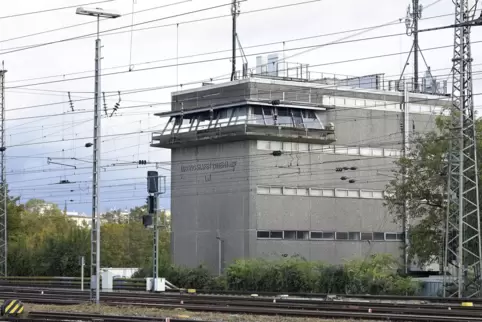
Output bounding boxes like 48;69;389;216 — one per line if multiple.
258;230;403;241
348;232;361;240
310;231;323;239
373;232;385;241
322;232;335;240
257;185;384;199
385;233;399;241
297;231;309;240
284;231;296;240
270;231;283;239
257;231;270;238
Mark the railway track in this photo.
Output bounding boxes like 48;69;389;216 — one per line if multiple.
0;278;478;306
18;310;482;322
0;286;482;321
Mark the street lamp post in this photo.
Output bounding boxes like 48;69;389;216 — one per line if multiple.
75;6;121;306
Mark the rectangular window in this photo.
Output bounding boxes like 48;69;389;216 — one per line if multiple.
257;141;271;150
372;148;383;157
270;187;282;195
310;144;323;153
336;232;348;240
257;186;270;195
347;147;360;155
270;231;283;239
335;146;348;155
335;189;348;198
361;232;373;241
297;231;309;240
385;233;398;241
284;231;296;240
310;232;323;239
360;190;373;199
323;232;335;240
373;191;384;199
397;233;404;241
347;190;360;198
360;147;372;156
271;141;282;151
373;232;385;241
257;231;269;238
323;189;335;197
348;232;361;240
283;142;295;152
309;188;323;196
283;187;296;195
299;143;309;152
297;188;308;196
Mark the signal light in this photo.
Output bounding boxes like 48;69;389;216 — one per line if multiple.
142;214;153;228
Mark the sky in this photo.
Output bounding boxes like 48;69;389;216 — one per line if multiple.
0;0;479;214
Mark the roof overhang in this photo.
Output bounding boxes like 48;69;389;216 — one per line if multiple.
154;100;330;118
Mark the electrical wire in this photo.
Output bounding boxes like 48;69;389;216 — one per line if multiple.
4;8;458;87
0;0;114;20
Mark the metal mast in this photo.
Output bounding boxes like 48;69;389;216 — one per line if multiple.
405;0;423;91
91;15;102;304
0;69;7;277
444;0;482;298
230;0;239;81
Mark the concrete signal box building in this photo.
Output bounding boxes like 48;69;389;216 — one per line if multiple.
151;64;450;273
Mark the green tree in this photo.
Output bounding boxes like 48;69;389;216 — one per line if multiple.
384;116;482;266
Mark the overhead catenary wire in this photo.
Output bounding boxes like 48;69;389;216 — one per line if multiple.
0;0;192;47
4;8;460;87
0;0;114;20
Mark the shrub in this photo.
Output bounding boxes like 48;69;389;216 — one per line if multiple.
135;255;419;296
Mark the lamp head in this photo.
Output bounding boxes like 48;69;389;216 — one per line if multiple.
76;7;121;19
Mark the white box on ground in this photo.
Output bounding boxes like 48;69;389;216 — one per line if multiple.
146;277;166;292
101;270;114;292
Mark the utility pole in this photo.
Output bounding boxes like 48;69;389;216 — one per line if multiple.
76;6;121;306
91;15;102;305
0;68;7;277
443;0;482;298
230;0;239;81
405;0;422;92
401;80;410;274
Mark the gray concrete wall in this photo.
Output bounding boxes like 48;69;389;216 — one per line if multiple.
167;80;440;272
246;108;436;264
170;141;251;272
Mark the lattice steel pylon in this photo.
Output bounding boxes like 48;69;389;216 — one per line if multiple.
443;0;482;298
0;69;7;277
